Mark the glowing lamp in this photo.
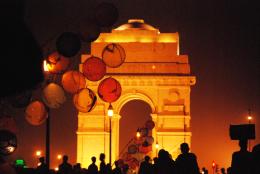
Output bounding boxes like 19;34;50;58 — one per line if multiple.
62;70;86;94
102;43;126;68
155;142;159;149
136;129;141;138
42;83;66;109
0;130;17;156
57;154;62;160
107;104;114;117
25;101;47;126
82;56;106;81
55;167;59;171
98;77;122;103
46;52;70;74
36;150;42;157
247;116;252;121
73;88;97;113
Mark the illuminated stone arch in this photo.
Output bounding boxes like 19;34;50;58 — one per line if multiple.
115;92;156;114
77;19;196;167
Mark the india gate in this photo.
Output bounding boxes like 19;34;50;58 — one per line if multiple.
77;19;196;167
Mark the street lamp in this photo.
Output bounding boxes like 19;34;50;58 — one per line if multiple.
136;128;141;138
155;142;159;157
43;60;51;169
247;109;253;151
107;103;113;165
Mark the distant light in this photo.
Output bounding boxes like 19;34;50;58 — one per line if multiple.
6;146;15;153
15;159;25;167
57;154;62;160
37;162;41;166
36;150;42;157
212;161;216;168
107;104;114;117
136;132;141;138
55;167;59;171
152;65;156;70
247;116;252;121
155;143;159;149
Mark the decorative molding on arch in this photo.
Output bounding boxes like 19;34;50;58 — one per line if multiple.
115;92;156;114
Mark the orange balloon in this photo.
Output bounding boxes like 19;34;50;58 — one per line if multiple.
47;52;70;73
73;88;97;112
102;43;126;68
62;70;86;94
98;77;122;103
25;101;47;126
82;56;106;81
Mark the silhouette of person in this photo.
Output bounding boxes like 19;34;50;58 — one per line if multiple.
58;155;73;174
112;160;122;174
251;144;260;174
175;143;200;174
156;149;175;174
106;163;112;174
122;164;129;174
201;167;208;174
73;163;81;174
231;139;252;174
226;167;231;174
152;157;158;174
138;156;153;174
220;168;226;174
36;157;48;174
88;157;98;174
99;153;106;174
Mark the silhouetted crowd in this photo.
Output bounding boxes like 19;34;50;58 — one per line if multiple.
1;142;260;174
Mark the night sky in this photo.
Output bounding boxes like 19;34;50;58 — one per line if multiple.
2;0;259;171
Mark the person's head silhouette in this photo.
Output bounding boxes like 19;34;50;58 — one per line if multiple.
39;157;45;163
115;160;119;167
238;139;248;151
144;155;150;162
180;143;190;154
63;155;69;163
91;156;96;163
99;153;105;161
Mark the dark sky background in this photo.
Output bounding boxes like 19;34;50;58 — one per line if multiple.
3;0;260;171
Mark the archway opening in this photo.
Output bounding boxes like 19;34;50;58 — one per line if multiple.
119;99;152;155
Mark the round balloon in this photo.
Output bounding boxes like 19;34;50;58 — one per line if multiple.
98;77;122;103
42;83;66;109
145;136;154;145
73;88;97;113
9;90;32;108
62;70;86;94
25;100;47;126
0;130;17;156
102;43;126;68
0;116;17;133
78;21;101;42
56;32;81;57
145;120;155;130
128;144;138;154
82;56;106;81
95;2;119;27
46;52;70;74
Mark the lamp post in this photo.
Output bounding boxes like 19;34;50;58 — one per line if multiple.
107;103;114;165
247;109;252;151
155;142;159;157
43;60;51;169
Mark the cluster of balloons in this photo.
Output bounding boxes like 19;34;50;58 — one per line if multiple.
22;2;124;126
120;120;155;170
0;2;121;157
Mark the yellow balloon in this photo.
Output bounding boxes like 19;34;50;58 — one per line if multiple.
73;88;97;113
